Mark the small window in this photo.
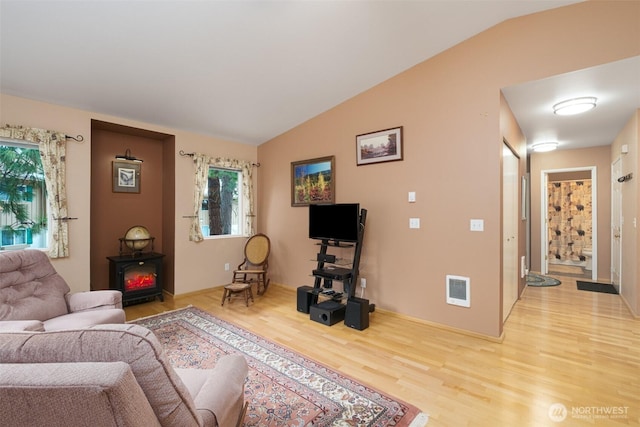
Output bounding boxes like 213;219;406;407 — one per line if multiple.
0;142;48;250
200;167;243;237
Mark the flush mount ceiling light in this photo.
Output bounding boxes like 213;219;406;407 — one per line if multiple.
552;97;597;116
531;142;559;152
115;148;143;163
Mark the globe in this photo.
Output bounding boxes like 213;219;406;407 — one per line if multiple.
123;225;151;251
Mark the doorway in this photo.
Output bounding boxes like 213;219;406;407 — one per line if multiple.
540;167;597;281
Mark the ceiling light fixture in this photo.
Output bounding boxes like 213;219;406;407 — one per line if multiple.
115;148;143;163
531;142;559;152
552;97;597;116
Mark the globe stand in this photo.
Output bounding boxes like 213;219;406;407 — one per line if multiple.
118;236;155;256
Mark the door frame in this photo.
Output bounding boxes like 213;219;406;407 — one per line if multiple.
611;157;622;292
540;166;597;280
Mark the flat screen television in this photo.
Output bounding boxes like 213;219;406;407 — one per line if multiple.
309;203;360;242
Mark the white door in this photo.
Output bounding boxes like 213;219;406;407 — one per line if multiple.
503;143;519;322
611;158;622;292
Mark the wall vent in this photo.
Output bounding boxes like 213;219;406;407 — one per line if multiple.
446;275;470;307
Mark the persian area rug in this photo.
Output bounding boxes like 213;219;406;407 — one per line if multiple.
132;306;428;426
526;273;561;287
577;280;618;294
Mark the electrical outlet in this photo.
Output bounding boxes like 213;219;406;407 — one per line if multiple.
224;263;230;271
360;278;367;288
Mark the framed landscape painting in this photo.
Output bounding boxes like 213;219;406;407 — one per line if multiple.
356;126;403;166
291;156;335;206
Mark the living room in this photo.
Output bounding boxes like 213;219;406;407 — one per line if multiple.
1;1;639;425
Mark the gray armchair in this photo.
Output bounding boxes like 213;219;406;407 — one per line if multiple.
0;249;125;331
0;324;248;427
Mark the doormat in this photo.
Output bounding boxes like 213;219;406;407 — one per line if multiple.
526;273;561;287
576;281;618;294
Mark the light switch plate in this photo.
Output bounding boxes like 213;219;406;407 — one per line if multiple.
409;218;420;229
470;219;484;231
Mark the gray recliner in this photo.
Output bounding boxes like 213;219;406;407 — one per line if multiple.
0;249;125;331
0;324;248;427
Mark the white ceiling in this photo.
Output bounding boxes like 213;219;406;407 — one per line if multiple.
5;0;632;150
502;56;640;152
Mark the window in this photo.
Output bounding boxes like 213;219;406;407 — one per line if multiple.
199;167;243;237
0;142;48;250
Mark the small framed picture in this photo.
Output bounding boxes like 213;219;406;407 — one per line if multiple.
356;126;403;166
112;160;141;193
291;155;335;206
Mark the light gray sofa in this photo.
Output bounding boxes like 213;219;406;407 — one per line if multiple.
0;249;125;331
0;324;248;427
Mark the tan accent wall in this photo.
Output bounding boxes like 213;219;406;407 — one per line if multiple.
258;1;640;336
90;123;174;293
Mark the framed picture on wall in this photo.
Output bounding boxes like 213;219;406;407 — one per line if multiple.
356;126;403;166
112;160;141;193
290;155;335;206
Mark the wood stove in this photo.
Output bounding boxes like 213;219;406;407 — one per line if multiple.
107;252;164;305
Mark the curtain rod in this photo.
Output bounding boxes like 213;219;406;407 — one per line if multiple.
179;150;260;167
65;134;84;142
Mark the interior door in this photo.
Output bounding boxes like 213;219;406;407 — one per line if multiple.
502;143;519;322
611;158;622;292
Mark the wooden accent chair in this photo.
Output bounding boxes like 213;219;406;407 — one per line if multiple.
221;234;271;306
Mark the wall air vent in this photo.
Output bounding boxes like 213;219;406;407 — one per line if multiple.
446;275;470;308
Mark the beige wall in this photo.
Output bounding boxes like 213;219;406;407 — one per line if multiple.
258;1;640;337
611;110;639;314
530;146;612;280
0;94;258;295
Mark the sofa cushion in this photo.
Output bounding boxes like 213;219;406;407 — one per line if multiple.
0;361;160;427
0;324;203;426
0;250;70;321
0;320;44;331
43;309;126;331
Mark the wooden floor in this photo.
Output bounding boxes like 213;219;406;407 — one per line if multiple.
125;275;639;426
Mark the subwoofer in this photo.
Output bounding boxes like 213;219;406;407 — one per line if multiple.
296;286;317;314
345;297;369;330
309;300;345;326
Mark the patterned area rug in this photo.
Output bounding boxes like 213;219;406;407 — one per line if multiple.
526;273;561;287
132;306;428;426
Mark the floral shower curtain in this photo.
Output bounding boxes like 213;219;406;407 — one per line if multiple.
548;180;592;264
0;125;69;258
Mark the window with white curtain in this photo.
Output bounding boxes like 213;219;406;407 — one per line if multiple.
0;140;49;250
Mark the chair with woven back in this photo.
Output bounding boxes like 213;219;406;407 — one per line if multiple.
221;233;271;306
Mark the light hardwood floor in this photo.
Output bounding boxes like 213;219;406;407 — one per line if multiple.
125;275;639;426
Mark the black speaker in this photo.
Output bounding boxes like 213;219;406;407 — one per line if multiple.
296;286;317;313
309;300;346;326
345;297;369;330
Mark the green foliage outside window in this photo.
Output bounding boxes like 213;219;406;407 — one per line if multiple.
0;145;48;248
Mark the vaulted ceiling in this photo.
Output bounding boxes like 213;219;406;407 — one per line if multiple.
7;0;636;151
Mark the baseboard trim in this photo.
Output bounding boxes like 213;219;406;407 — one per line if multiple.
375;307;505;343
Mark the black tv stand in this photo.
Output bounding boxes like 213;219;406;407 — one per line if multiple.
298;208;372;330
